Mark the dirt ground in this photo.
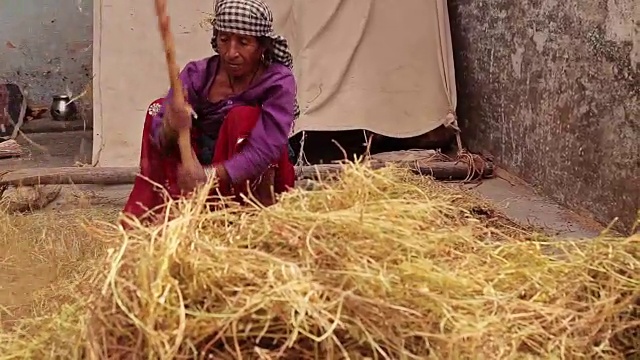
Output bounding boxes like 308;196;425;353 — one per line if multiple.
0;202;119;323
0;130;606;325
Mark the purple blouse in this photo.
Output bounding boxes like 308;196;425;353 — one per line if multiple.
151;55;296;184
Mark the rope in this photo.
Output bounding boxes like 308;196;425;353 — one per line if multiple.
441;110;489;183
293;131;311;178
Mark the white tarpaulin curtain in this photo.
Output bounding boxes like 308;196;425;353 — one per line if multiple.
92;0;456;167
265;0;457;137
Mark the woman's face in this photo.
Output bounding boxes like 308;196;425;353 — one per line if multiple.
216;31;263;78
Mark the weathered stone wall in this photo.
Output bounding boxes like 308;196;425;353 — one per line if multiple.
0;0;93;116
449;0;639;233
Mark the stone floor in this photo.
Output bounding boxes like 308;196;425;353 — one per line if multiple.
469;171;602;238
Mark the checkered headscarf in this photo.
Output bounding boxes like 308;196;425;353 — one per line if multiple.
211;0;299;119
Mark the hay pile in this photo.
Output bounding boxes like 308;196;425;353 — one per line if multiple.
0;164;638;359
0;207;119;320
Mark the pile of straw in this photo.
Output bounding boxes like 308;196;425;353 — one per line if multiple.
0;163;638;359
0;207;119;319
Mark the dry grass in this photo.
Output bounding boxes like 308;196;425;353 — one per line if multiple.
0;163;638;359
0;206;119;320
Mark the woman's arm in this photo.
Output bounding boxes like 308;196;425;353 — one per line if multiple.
150;59;210;150
222;70;296;184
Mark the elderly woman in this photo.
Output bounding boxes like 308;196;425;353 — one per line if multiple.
123;0;297;221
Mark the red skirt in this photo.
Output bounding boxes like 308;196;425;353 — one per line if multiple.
122;98;295;222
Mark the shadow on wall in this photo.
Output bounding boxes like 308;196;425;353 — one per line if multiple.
0;0;93;121
448;0;639;233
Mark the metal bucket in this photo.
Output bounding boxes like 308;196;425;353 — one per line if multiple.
50;95;78;121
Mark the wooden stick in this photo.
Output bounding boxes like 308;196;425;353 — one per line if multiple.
0;167;139;186
153;0;198;173
0;161;494;187
295;160;494;180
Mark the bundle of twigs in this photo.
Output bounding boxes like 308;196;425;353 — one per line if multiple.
0;139;23;159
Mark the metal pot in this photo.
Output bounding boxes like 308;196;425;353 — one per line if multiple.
50;94;78;121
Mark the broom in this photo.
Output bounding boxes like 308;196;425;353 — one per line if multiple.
153;0;199;174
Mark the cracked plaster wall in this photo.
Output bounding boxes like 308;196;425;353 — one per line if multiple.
0;0;93;117
449;0;639;233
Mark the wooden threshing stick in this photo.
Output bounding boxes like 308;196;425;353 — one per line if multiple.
153;0;199;173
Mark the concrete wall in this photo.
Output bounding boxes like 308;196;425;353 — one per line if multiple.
449;0;639;233
0;0;93;115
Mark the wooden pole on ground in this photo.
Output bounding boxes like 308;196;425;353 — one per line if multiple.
0;160;494;187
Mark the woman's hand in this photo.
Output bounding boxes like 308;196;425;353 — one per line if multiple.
176;162;207;193
177;163;229;194
165;97;193;132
